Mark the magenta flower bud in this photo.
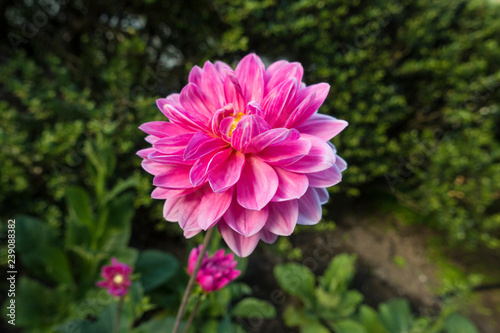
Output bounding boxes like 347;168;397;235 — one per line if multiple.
96;257;132;297
138;53;348;257
188;245;241;292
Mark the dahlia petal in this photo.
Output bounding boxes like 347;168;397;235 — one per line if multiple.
141;159;174;176
223;72;245;113
188;65;203;86
198;275;215;292
265;62;304;94
153;165;194;189
246;128;301;153
297;187;322;225
163;196;182;221
139;121;193;138
162;103;207;131
265;60;289;84
180;83;214;120
246;101;265;118
236;156;278;210
145;135;160;144
315;187;330;204
285;83;330;128
235;53;265;104
184;132;228;160
335;154;347;172
281;134;335;173
307;165;342;187
189;153;214;186
224;202;269;237
148;151;194;165
153;133;195;154
178;192;204;231
218;221;261;257
215;61;233;76
295;113;348;141
198;188;234;230
265;200;299;236
231;115;271;151
257;138;311;166
184;229;202;239
152;187;198;199
200;61;226;109
271;167;309;202
262;79;298;127
260;229;279;244
137;147;156;159
208;149;245;193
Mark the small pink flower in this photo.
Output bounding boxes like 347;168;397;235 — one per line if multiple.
139;53;348;257
96;258;132;297
188;245;241;292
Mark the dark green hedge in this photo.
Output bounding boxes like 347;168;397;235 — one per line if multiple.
1;0;499;249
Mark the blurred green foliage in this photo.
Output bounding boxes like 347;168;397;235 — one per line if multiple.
1;0;499;253
275;254;479;333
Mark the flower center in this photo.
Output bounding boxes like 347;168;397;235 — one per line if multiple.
113;274;124;284
229;112;245;137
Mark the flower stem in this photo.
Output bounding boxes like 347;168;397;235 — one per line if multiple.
181;297;202;333
113;296;124;333
172;227;214;333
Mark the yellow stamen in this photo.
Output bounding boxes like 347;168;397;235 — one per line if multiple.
229;112;245;137
113;274;124;284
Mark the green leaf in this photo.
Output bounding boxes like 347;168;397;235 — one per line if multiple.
283;305;306;327
332;319;368;333
444;313;479;333
320;253;357;294
301;320;330;333
66;186;95;229
232;297;276;319
274;263;316;307
132;316;178;333
337;290;364;317
16;215;73;285
378;299;413;333
103;177;137;204
135;250;179;291
358;305;389;333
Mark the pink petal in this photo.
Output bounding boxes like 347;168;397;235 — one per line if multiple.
161;103;208;131
224;202;269;237
152;187;198;199
265;62;304;95
223;71;245;114
297;187;322;225
137;147;155;159
285;83;330;128
260;229;279;244
177;192;204;231
236;156;279;210
315;188;329;204
264;60;289;84
153;165;194;189
163;196;182;221
281;134;335;173
295;113;348;141
235;53;265;104
335;154;347;172
265;200;299;236
153;133;194;154
198;188;234;230
246;128;301;153
180;83;215;121
139;121;193;138
188;65;203;86
271;167;309;202
262;79;298;127
208;150;245;193
148;151;194;165
184;132;228;160
257;138;311;166
141;159;174;176
184;229;202;239
231;115;271;151
200;61;226;109
307;165;342;187
215;61;233;76
198;275;216;292
145;135;160;144
218;221;261;257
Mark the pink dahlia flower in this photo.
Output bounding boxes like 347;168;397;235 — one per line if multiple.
96;258;132;297
188;245;241;292
138;53;348;257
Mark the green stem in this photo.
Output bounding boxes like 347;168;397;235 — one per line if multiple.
172;227;214;333
113;296;124;333
181;297;202;333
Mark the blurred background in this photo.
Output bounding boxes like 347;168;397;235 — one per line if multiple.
1;0;499;332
